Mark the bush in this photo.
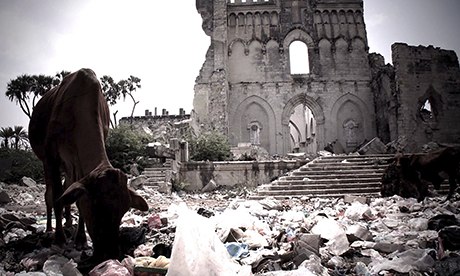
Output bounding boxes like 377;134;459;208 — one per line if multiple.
189;131;231;161
105;125;152;173
0;148;43;183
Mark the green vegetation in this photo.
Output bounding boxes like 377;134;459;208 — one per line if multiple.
105;125;152;174
189;131;231;161
0;148;43;183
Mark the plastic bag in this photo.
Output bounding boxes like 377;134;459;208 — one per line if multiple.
167;206;252;276
88;260;130;276
43;255;82;276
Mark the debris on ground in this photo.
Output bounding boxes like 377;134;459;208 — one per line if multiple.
1;179;460;275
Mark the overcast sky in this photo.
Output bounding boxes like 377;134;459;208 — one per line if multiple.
1;0;459;129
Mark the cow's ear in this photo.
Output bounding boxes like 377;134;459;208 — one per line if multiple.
129;189;148;211
59;181;87;206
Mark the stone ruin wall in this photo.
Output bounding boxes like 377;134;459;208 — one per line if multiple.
125;1;460;155
193;0;460;154
120;114;191;144
194;0;378;155
391;43;460;149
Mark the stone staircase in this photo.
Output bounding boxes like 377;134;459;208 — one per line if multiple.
252;154;394;199
142;159;173;186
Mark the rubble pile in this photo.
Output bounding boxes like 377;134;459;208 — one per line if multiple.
1;180;460;275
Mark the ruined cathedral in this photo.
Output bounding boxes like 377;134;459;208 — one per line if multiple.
192;0;460;155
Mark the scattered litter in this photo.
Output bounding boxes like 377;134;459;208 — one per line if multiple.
1;179;459;275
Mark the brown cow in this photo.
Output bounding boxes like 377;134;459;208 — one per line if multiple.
29;68;148;263
393;147;460;200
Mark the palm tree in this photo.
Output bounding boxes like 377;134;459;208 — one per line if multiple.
0;127;15;149
12;126;28;150
5;74;54;119
5;75;35;119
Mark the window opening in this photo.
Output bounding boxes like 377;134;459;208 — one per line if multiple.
289;41;310;74
419;99;435;122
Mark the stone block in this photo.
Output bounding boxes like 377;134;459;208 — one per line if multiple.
202;179;218;192
19;177;36;188
129;175;148;189
357;137;386;155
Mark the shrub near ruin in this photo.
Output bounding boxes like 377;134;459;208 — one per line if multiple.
0;148;43;183
189;131;231;161
105;125;153;174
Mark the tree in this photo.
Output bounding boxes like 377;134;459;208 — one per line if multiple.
5;71;140;126
100;75;121;128
53;71;71;86
12;126;29;150
120;76;141;119
100;75;142;127
5;74;54;119
0;127;14;149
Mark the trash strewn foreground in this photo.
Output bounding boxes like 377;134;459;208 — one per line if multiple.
1;181;460;275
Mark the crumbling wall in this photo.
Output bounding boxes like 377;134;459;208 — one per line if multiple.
119;115;191;144
194;0;377;155
369;53;396;144
194;0;229;135
392;43;460;150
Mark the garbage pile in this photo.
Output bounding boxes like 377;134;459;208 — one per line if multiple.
1;179;460;275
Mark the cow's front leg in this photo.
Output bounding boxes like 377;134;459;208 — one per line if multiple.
47;162;65;245
63;178;73;228
44;182;53;232
75;203;87;250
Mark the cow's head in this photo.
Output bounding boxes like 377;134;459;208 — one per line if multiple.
59;167;148;262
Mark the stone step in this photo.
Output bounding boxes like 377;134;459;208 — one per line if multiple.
249;192;381;200
144;173;166;178
299;162;388;171
275;178;382;186
257;186;380;196
266;182;381;191
146;177;165;182
291;168;386;176
144;167;169;172
315;154;393;160
313;159;391;164
283;173;383;181
251;154;395;198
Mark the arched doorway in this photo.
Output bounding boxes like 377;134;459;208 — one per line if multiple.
282;94;324;155
289;104;317;153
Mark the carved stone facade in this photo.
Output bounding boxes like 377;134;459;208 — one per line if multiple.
193;0;460;155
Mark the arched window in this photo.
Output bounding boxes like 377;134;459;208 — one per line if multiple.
419;99;434;122
289;41;310;74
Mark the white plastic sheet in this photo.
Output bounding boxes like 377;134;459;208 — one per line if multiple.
167;206;252;276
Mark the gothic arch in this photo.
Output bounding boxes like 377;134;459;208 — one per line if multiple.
351;37;366;50
331;93;369;125
281;94;325;153
246;12;254;26
228;39;247;56
270;11;279;26
231;95;277;153
228;13;237;27
331;93;371;150
283;29;315;50
318;38;332;55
